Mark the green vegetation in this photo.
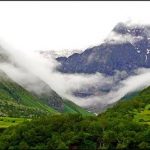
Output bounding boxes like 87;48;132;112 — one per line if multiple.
0;98;50;118
0;117;30;129
133;104;150;125
0;86;149;149
63;100;92;116
0;74;58;117
0;72;90;118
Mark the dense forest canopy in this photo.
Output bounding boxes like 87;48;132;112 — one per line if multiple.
0;87;149;149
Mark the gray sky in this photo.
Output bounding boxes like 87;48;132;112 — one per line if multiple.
0;1;150;51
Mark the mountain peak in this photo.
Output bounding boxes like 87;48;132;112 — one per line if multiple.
57;22;150;75
113;22;150;37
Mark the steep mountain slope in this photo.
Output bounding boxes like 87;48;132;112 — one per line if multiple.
57;23;150;75
0;71;58;117
0;46;65;113
63;100;92;116
108;86;150;125
25;77;65;112
0;45;91;116
0;86;149;149
0;71;90;117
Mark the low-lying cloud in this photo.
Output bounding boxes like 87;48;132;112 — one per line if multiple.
0;42;150;113
105;31;144;45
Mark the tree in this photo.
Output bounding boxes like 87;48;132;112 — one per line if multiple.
19;141;29;150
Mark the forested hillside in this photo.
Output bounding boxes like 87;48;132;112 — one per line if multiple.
0;71;57;117
0;86;149;149
0;71;90;118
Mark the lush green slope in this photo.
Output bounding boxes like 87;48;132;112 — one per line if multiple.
0;117;30;129
0;71;90;118
0;86;149;149
63;100;92;116
0;72;58;117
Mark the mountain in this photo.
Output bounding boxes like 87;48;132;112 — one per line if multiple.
57;23;150;75
63;100;92;115
0;70;90;117
0;46;91;117
0;70;59;117
0;86;149;149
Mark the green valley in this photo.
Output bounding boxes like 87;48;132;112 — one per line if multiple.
0;86;149;149
0;71;90;119
0;71;58;117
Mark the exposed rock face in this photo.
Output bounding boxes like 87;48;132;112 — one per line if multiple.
57;23;150;75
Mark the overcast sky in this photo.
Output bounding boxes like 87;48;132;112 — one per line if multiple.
0;1;150;52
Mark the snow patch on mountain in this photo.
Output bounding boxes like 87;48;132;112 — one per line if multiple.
147;49;150;54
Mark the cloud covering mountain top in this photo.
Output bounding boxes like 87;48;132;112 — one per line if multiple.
1;32;150;113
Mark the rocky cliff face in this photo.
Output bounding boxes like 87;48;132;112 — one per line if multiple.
57;23;150;75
